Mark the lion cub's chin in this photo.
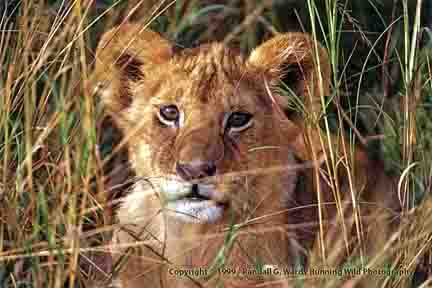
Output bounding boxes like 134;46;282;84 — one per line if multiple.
124;175;227;224
161;176;227;224
165;199;225;224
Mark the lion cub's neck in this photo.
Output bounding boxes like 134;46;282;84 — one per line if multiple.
117;182;293;268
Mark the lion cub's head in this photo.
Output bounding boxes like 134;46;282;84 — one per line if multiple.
94;24;329;226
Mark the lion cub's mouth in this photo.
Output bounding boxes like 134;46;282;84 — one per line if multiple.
161;177;227;224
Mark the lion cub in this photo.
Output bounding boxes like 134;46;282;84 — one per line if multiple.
93;24;399;287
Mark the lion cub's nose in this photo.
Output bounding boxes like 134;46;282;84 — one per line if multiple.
176;160;216;181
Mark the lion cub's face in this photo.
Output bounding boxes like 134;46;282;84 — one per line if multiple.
94;25;327;225
123;45;299;224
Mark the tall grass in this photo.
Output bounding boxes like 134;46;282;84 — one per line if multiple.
303;1;431;288
0;0;430;287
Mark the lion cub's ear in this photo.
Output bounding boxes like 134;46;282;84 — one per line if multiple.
247;33;330;116
93;24;172;115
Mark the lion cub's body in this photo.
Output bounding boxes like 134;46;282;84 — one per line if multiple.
94;24;399;288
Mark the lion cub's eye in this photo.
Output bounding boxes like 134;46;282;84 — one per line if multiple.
226;112;253;132
158;105;180;126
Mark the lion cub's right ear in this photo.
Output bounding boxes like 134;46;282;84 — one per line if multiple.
93;24;172;115
247;33;330;118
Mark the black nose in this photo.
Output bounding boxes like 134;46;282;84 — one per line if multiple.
176;160;216;181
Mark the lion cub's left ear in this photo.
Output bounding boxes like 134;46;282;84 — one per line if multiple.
247;33;330;116
92;24;172;117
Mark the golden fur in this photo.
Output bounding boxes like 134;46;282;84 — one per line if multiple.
93;24;400;287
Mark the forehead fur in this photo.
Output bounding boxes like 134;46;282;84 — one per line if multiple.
139;43;268;109
174;43;244;81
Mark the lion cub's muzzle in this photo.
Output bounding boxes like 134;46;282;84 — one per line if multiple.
161;160;227;224
175;160;217;181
